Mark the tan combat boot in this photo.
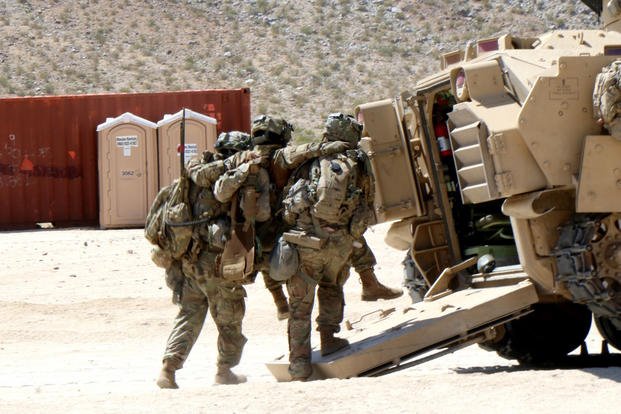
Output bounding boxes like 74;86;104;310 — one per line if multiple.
156;359;179;389
359;268;403;301
214;364;247;385
319;329;350;356
269;287;290;321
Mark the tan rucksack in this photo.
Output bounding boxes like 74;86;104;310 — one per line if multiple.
311;152;361;224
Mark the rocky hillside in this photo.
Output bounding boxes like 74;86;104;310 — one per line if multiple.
0;0;598;139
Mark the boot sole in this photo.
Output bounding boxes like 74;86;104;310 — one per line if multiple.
361;292;404;301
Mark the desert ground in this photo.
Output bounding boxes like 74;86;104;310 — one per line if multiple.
1;223;620;413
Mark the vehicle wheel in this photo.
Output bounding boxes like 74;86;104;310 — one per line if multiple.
480;302;592;364
595;316;621;351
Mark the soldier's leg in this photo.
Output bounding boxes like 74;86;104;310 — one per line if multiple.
263;270;289;321
286;270;316;380
316;236;353;356
316;282;350;356
205;280;248;385
158;278;208;389
353;236;403;301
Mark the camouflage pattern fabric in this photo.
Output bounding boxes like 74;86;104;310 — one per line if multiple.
594;60;621;139
181;240;248;367
272;141;352;170
203;278;248;367
213;162;271;223
186;156;226;187
251;114;294;145
158;148;264;374
254;253;283;291
324;113;363;144
162;277;209;369
349;236;377;274
262;271;282;291
286;230;353;378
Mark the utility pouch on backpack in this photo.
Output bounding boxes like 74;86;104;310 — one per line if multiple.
283;230;325;250
145;185;173;246
220;222;255;281
164;201;193;259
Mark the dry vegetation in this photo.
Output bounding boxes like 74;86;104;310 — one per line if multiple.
0;0;598;140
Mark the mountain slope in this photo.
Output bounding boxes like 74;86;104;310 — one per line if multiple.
0;0;598;138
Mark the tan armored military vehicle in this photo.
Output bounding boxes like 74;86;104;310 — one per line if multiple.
267;0;621;380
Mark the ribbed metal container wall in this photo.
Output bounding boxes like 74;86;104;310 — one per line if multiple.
0;89;251;230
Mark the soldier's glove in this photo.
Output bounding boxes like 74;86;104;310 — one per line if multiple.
320;140;353;156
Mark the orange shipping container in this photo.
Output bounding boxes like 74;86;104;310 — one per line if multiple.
0;89;251;230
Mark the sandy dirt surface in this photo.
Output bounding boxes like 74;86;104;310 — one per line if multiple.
1;223;620;413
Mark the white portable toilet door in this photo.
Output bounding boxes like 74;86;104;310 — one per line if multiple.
159;119;209;188
105;124;150;224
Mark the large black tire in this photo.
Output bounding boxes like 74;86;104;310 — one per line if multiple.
595;316;621;351
481;302;592;364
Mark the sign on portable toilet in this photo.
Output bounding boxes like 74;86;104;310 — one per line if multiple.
157;108;217;189
97;112;158;229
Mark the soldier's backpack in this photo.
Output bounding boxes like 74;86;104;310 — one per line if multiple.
144;175;194;261
311;152;362;224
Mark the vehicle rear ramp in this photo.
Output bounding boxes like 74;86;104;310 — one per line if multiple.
266;279;539;381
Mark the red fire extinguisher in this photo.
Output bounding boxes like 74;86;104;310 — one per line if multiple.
434;121;452;158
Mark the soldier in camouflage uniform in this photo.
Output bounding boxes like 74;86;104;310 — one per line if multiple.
278;113;375;381
265;124;401;321
155;132;254;388
248;115;355;320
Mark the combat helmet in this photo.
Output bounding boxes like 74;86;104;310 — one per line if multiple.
214;131;252;157
251;114;294;145
324;113;362;144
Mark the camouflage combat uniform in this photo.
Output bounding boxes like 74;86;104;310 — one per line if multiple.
158;154;228;374
255;133;354;318
161;275;209;369
349;236;376;274
280;113;373;380
155;132;255;387
274;141;400;306
192;153;270;371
